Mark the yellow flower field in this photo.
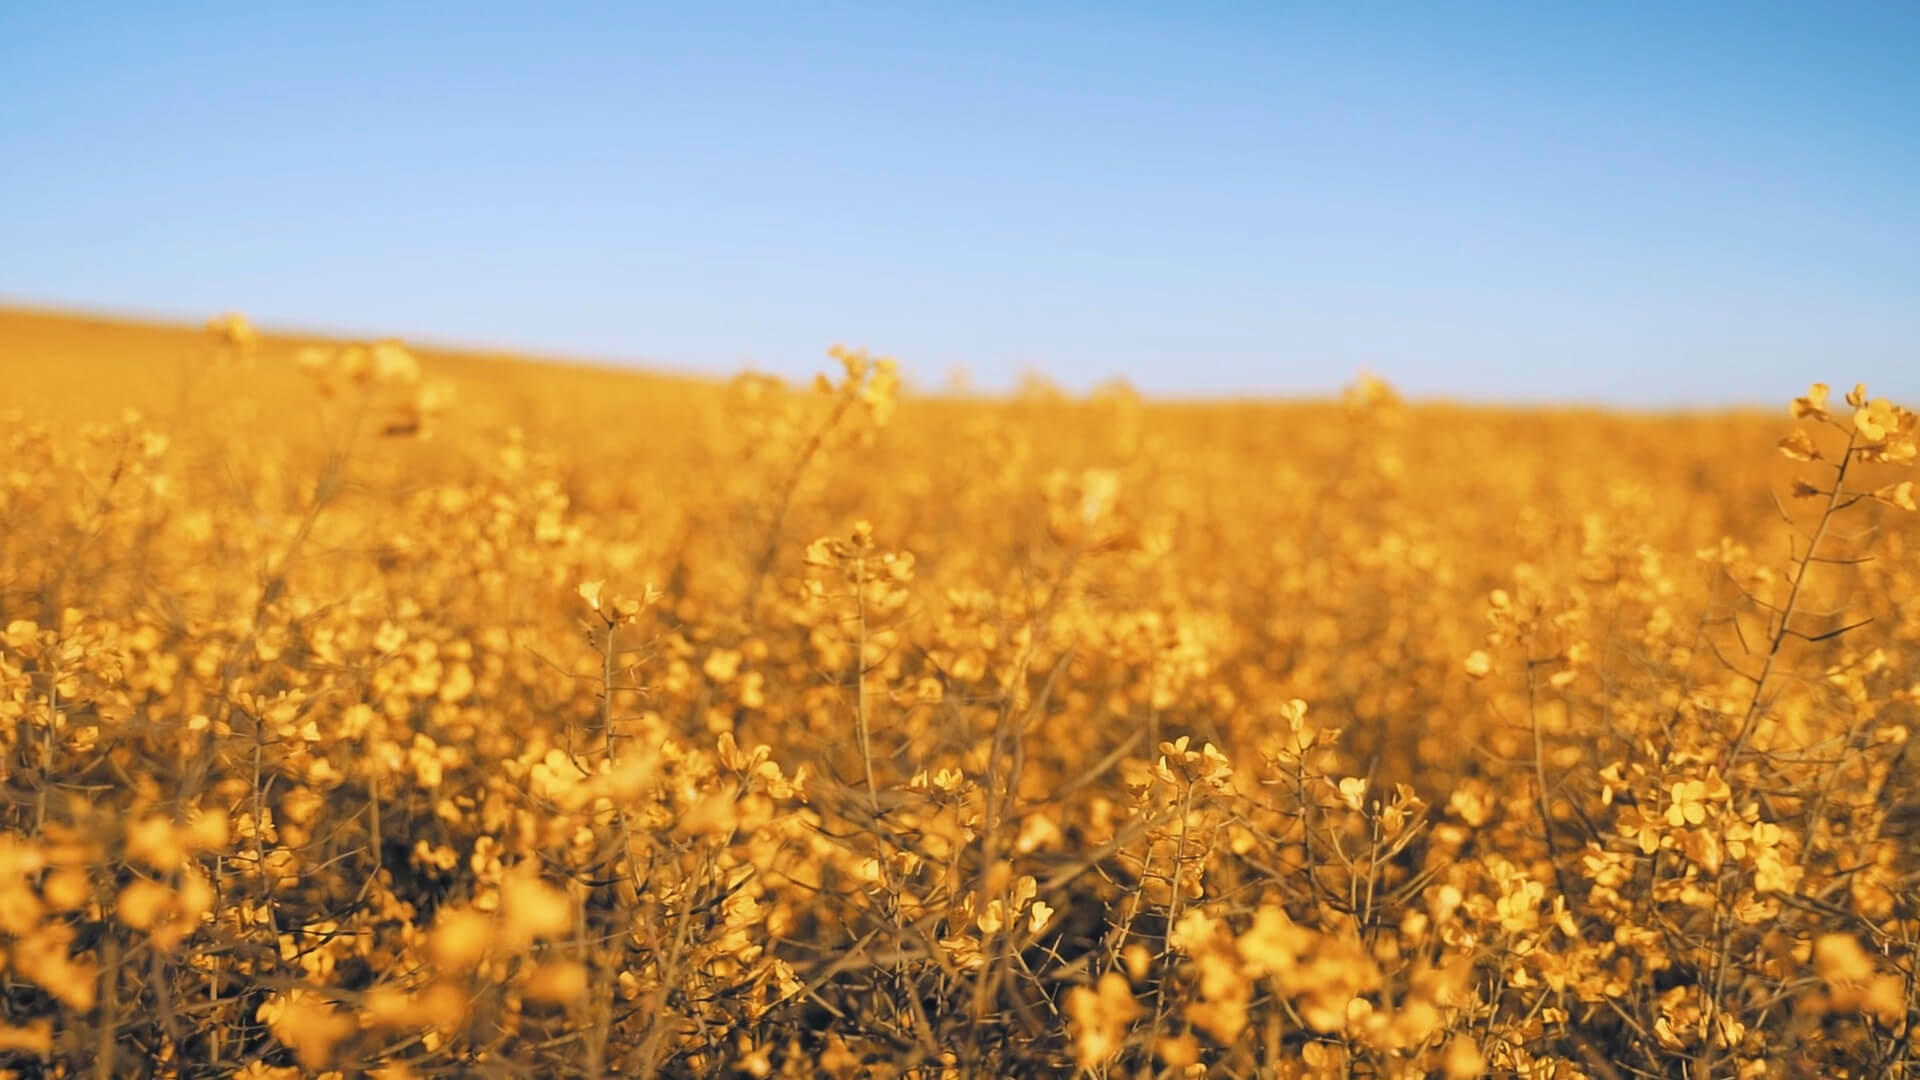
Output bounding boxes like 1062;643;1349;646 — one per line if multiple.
0;307;1915;1077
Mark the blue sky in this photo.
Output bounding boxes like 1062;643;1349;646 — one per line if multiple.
2;3;1915;404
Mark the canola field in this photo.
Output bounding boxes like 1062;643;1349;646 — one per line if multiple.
0;307;1916;1078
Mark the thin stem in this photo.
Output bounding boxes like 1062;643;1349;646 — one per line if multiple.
853;552;878;815
1724;433;1855;770
1527;657;1577;904
741;391;857;622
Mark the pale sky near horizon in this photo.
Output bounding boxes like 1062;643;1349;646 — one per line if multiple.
2;3;1915;405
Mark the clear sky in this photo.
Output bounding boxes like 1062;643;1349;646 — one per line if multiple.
2;3;1915;404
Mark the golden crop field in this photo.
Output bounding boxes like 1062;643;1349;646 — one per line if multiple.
0;307;1916;1078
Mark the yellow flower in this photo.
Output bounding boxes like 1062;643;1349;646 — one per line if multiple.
206;311;259;351
576;579;605;612
428;907;494;973
1871;481;1916;511
257;990;355;1069
124;816;184;871
1443;1036;1487;1078
521;960;589;1005
1664;778;1722;828
1336;776;1368;811
1776;428;1820;462
1027;900;1054;934
1790;382;1829;420
703;648;744;682
501;868;574;944
1067;972;1140;1068
1237;906;1310;977
0;1020;53;1057
1854;397;1898;442
1813;933;1875;983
